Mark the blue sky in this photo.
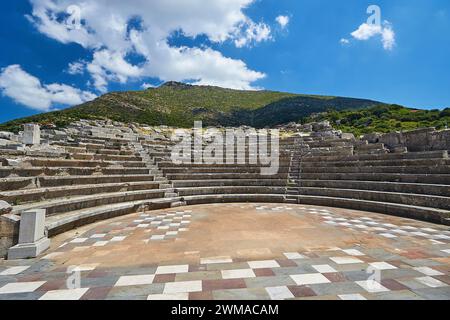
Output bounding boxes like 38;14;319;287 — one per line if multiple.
0;0;449;123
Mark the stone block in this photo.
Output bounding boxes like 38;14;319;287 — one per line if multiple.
7;209;50;260
22;124;40;145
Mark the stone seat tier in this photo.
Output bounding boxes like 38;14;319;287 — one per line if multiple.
63;146;135;156
302;151;448;162
175;186;286;197
296;187;450;210
0;174;155;191
181;194;450;225
45;196;180;237
172;179;287;188
300;165;450;174
157;161;291;168
299;180;449;197
300;172;450;185
301;158;450;168
161;167;291;174
166;173;289;180
0;181;161;204
11;189;168;216
22;159;146;168
0;166;151;178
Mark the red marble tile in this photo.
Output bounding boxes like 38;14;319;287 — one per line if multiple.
202;279;247;291
434;275;450;285
276;259;297;267
36;279;66;292
254;268;275;277
381;279;409;291
189;265;207;272
288;285;317;298
323;272;347;283
16;274;43;282
189;291;213;300
87;270;110;278
80;286;112;300
153;274;176;283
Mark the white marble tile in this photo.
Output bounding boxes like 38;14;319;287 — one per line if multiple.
39;288;89;300
0;281;46;294
266;286;294;300
415;276;447;288
163;281;202;294
369;262;397;270
148;293;189;300
70;238;88;243
200;257;233;265
248;260;280;269
221;269;256;279
330;257;363;265
356;280;390;293
441;249;450;254
150;235;165;241
283;252;305;260
0;266;30;276
156;265;189;275
290;273;331;285
379;233;397;239
413;267;444;276
92;241;109;247
72;264;99;272
110;236;127;242
342;249;364;256
338;294;367;300
90;234;106;239
115;274;155;287
312;265;337;273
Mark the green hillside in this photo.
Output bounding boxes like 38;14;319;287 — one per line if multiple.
304;104;450;136
0;82;380;132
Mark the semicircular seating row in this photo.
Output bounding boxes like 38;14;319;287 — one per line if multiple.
0;126;449;242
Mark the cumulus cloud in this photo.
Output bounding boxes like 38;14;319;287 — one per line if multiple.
66;61;85;75
276;15;290;29
27;0;273;91
340;38;350;45
350;21;396;50
0;65;97;111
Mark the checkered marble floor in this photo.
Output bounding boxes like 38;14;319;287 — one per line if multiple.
1;204;449;300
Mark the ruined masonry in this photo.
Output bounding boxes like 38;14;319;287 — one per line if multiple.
0;120;449;258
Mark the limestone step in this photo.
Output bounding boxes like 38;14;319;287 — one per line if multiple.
162;167;291;174
22;158;146;168
302;150;448;163
296;187;450;210
301;158;450;168
12;189;168;216
172;179;286;188
175;186;286;197
301;172;450;185
0;181;162;204
300;165;450;175
0;166;151;178
298;180;450;197
166;173;289;180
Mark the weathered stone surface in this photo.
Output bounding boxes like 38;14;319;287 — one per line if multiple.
0;214;19;258
22;124;41;145
0;201;12;215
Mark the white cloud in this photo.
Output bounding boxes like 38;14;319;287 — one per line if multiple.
141;82;155;89
0;65;97;111
350;21;396;50
340;38;350;45
66;61;85;75
27;0;272;91
234;20;271;48
276;15;290;29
